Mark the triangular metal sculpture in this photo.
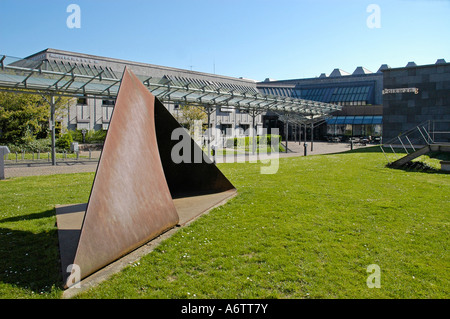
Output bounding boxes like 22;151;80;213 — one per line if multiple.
57;68;236;288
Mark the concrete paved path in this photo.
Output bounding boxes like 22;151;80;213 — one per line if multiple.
3;142;370;178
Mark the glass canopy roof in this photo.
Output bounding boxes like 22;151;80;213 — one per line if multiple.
258;85;373;104
0;54;341;121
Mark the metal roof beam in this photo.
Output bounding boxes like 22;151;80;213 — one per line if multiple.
0;54;342;117
73;69;105;95
16;61;44;88
46;66;76;91
100;79;121;96
0;56;5;70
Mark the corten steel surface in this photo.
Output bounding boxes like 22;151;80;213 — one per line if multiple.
154;95;235;198
70;68;179;285
58;68;236;288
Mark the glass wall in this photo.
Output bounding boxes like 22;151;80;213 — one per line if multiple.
258;84;375;106
326;116;382;139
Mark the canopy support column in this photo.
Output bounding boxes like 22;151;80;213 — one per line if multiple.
206;106;213;157
310;116;314;152
50;96;56;165
284;115;289;153
41;94;60;166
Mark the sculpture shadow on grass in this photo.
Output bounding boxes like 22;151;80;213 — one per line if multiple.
0;217;62;293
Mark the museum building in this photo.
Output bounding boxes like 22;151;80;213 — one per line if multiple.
257;65;386;141
24;49;450;144
382;60;450;143
25;48;265;142
257;59;450;143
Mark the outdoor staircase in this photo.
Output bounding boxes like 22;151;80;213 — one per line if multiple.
380;120;450;169
388;144;450;168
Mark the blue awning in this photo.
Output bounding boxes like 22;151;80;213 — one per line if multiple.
353;116;364;124
326;116;383;125
372;116;382;124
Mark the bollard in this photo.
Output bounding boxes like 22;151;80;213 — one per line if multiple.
89;149;92;160
304;143;308;156
0;146;11;180
351;139;354;151
1;155;5;180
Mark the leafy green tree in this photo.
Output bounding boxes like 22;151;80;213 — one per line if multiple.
0;92;48;145
176;104;207;135
0;91;73;146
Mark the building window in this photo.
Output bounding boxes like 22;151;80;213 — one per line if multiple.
77;104;89;121
77;96;87;105
220;124;232;135
103;106;113;121
239;124;250;135
102;99;115;106
102;100;114;121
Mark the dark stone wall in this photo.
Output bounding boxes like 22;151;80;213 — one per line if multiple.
382;63;450;143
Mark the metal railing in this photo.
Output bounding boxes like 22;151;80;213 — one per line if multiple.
380;120;450;164
3;149;100;166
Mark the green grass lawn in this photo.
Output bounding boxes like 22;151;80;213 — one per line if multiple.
0;148;448;299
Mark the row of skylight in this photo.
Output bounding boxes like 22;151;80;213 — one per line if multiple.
163;75;259;95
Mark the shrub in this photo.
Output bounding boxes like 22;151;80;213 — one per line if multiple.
24;137;52;152
5;137;52;153
69;129;106;144
227;134;284;152
56;132;73;151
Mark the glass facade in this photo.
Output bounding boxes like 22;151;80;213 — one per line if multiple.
326;116;382;138
257;76;382;140
258;85;374;106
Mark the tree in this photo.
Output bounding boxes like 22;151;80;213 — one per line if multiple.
0;92;48;145
177;104;207;135
0;91;73;145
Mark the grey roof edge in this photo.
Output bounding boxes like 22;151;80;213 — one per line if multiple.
377;64;390;73
256;72;382;86
257;66;384;85
329;68;351;77
353;66;373;75
24;48;258;87
381;59;450;72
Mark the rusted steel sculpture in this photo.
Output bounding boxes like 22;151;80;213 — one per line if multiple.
154;95;235;198
57;68;236;288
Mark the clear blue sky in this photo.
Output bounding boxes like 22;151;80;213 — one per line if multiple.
1;0;449;81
